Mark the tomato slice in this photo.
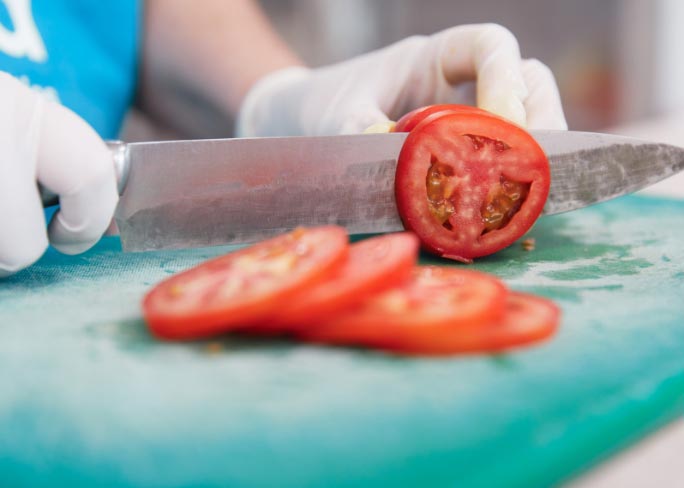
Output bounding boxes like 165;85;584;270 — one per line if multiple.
394;104;498;133
143;226;349;340
257;232;420;334
386;292;560;355
395;110;550;262
299;266;507;346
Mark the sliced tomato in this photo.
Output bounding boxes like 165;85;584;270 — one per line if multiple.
386;292;560;355
143;226;349;340
394;104;497;133
299;266;507;346
395;109;550;262
257;232;420;334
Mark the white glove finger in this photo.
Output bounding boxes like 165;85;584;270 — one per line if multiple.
0;73;48;277
337;104;390;135
0;168;49;277
521;58;568;130
37;101;118;255
437;24;528;126
237;67;312;137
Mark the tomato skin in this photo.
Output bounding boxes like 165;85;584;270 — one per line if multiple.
143;226;349;340
259;232;420;334
385;292;560;355
298;266;507;346
394;104;499;133
395;110;550;262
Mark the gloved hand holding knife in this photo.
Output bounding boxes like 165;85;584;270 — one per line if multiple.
0;73;117;276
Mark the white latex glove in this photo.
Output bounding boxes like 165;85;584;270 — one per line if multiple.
0;72;118;277
237;24;567;137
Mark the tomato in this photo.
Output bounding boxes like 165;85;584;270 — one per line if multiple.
386;292;560;355
395;110;550;262
394;104;497;133
257;232;420;334
143;226;349;340
298;266;507;346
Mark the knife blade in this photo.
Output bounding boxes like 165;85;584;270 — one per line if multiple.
43;130;684;252
114;134;407;252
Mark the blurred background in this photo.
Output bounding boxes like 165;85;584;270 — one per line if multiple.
259;0;684;130
126;0;684;139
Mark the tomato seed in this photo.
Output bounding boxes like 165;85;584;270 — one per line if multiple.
481;176;530;234
426;158;458;226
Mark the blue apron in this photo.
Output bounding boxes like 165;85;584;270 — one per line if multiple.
0;0;140;139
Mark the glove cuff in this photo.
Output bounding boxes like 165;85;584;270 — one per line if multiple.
236;66;311;138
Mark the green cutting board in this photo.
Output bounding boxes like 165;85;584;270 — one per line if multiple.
1;195;683;488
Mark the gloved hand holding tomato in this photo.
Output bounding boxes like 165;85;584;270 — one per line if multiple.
237;23;567;137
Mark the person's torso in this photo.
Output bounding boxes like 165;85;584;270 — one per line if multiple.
0;0;141;138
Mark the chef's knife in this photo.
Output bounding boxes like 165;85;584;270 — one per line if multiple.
40;131;684;252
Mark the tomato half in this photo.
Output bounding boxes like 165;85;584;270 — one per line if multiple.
299;266;507;346
143;226;349;340
259;232;420;334
394;104;497;133
386;292;560;355
395;110;550;262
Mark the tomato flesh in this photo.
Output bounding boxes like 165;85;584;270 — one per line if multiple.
252;232;420;334
427;133;531;235
299;266;507;346
395;109;550;262
386;292;560;355
143;226;349;340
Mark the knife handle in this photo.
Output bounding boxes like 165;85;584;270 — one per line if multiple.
40;140;130;208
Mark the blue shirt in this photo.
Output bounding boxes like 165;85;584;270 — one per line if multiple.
0;0;140;139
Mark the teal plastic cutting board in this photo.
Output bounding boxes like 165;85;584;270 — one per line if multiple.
1;195;683;488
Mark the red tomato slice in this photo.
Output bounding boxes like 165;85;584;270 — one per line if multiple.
299;266;507;346
386;292;560;355
143;226;349;340
394;104;497;133
258;232;420;334
395;110;550;262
